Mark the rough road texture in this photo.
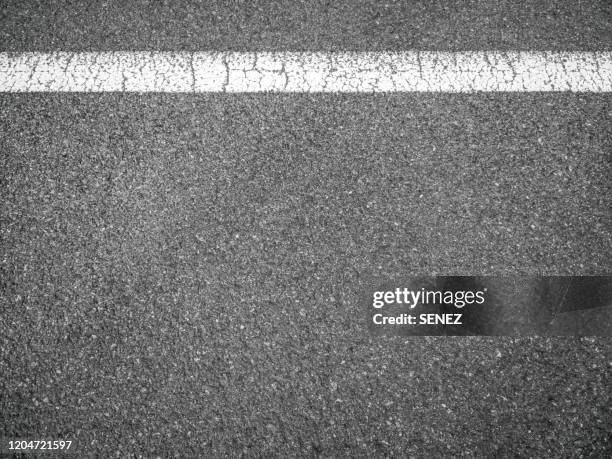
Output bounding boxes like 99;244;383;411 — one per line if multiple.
1;94;611;456
1;0;611;52
1;52;612;92
1;1;611;457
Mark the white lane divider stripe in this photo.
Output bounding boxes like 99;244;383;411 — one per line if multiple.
0;51;611;92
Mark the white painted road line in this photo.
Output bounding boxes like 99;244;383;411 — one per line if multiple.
1;52;611;92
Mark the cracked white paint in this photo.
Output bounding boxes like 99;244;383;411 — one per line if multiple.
0;51;611;92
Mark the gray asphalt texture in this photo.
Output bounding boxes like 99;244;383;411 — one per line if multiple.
2;1;612;457
0;0;611;51
1;93;611;456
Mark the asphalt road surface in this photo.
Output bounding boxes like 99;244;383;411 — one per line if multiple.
1;0;611;51
1;2;611;457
